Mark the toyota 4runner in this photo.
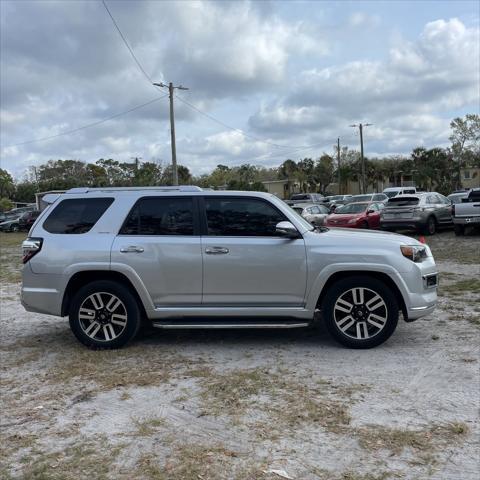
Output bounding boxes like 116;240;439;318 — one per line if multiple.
21;186;438;349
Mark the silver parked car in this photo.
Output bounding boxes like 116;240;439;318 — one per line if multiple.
22;186;438;350
291;202;330;226
347;193;389;204
380;192;452;235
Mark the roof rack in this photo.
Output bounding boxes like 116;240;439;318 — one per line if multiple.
65;186;203;194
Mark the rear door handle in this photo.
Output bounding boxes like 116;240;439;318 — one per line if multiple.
205;246;229;255
120;245;144;253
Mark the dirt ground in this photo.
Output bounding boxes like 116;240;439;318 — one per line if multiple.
1;230;479;480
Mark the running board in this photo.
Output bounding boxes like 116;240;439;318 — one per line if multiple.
151;320;310;330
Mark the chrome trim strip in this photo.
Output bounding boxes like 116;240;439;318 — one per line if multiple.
152;322;309;329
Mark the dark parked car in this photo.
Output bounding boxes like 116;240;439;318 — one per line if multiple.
18;210;40;231
380;193;452;235
0;214;22;232
325;202;384;229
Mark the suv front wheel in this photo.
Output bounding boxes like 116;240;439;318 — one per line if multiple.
69;280;141;349
322;276;399;348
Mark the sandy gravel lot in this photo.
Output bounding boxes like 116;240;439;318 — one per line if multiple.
1;230;479;480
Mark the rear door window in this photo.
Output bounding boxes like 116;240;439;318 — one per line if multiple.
205;197;287;236
43;198;114;234
387;197;419;207
120;197;194;235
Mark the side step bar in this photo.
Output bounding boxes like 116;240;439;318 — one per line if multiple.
151;320;310;330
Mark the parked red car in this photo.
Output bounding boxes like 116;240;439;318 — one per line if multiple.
325;202;384;229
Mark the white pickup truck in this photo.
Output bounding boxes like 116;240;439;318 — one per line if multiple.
453;188;480;235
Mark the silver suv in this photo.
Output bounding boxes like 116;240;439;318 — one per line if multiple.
21;187;438;349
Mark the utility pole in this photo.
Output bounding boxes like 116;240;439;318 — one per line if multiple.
130;157;142;185
153;82;189;185
337;137;341;194
350;123;372;194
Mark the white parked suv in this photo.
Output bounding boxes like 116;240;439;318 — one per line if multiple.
21;187;438;349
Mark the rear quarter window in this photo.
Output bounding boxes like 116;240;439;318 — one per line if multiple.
43;198;114;234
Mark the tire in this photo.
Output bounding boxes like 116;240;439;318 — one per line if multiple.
321;275;399;349
69;280;141;349
422;216;436;235
10;224;19;232
454;224;465;236
360;221;369;229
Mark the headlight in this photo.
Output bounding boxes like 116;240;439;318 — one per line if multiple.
400;245;429;262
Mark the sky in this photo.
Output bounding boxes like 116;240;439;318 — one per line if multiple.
0;0;479;179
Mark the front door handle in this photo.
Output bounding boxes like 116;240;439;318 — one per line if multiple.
120;245;144;253
205;246;229;255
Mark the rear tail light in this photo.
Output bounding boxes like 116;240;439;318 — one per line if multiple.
22;237;43;264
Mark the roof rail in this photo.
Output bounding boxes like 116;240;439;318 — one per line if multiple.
65;186;203;193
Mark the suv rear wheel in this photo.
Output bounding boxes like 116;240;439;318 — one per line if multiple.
422;216;436;235
322;276;399;348
69;280;141;349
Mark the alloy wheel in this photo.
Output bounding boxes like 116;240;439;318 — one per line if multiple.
78;292;128;342
333;287;387;340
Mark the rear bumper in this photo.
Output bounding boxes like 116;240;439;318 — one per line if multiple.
21;265;64;316
453;217;480;225
380;218;424;230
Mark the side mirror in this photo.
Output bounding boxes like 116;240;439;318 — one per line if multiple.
276;221;300;239
367;209;374;214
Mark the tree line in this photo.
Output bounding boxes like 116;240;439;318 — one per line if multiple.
0;114;478;211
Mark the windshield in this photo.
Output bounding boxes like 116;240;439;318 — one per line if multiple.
384;191;399;198
336;203;368;214
387;197;419;207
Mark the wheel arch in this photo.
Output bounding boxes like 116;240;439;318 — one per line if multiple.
61;270;148;319
315;270;407;319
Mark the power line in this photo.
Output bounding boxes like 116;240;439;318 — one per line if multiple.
174;94;330;151
2;95;168;148
101;0;154;85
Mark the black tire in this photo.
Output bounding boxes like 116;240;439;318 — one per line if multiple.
422;216;436;235
454;224;465;236
69;280;141;349
321;275;399;349
360;221;369;229
10;224;19;232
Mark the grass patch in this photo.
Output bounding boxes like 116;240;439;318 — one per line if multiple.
137;444;246;480
131;416;166;436
0;232;24;285
440;278;480;296
5;437;123;480
192;367;366;435
45;346;188;392
354;421;468;459
448;312;480;327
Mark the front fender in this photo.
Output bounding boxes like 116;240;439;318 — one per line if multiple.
305;263;410;311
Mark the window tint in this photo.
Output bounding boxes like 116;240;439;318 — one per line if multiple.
205;197;286;236
387;197;419;207
43;198;114;234
121;197;194;235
